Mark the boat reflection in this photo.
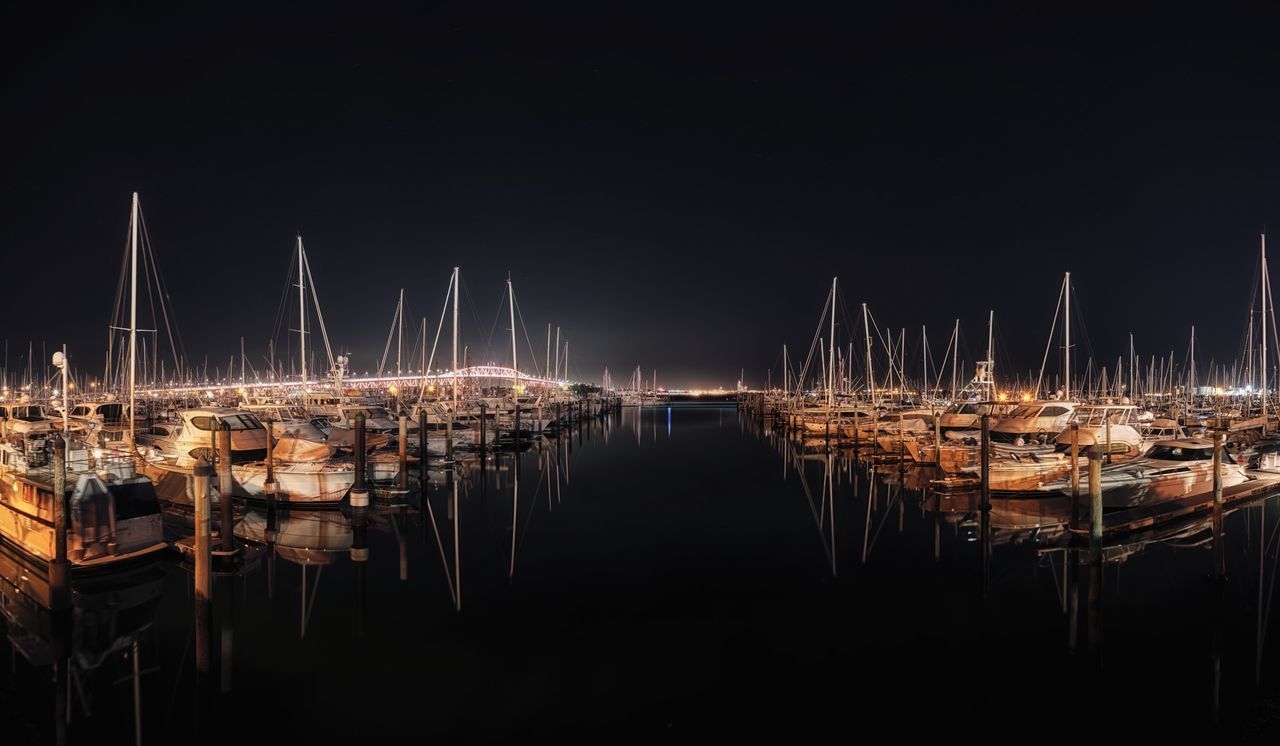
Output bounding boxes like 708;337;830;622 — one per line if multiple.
0;543;164;744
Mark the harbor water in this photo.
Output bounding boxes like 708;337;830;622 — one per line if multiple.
2;405;1278;742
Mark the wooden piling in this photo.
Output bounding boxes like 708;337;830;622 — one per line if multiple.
217;422;235;553
445;403;454;461
354;411;366;489
264;415;278;508
418;407;429;483
1070;423;1080;527
193;457;214;674
50;432;70;609
398;414;409;491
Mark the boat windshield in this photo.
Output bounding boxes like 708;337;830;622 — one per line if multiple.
1145;444;1213;461
1009;405;1040;418
1072;407;1134;426
190;414;264;431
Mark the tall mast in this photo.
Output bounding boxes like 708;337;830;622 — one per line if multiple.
545;323;551;380
554;327;561;380
508;275;518;394
1190;326;1197;396
986;309;994;397
827;277;837;409
1063;272;1071;400
951;319;959;400
451;267;459;411
1263;233;1269;428
921;326;928;405
396;288;404;380
128;192;138;447
297;235;307;390
862;303;874;407
783;344;788;399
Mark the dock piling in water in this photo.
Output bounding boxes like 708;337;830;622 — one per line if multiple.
399;414;409;491
49;432;70;609
193;456;215;674
217;421;235;553
354;411;367;489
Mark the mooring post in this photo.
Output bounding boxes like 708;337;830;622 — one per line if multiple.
50;432;70;610
217;421;235;553
1070;423;1081;528
1088;444;1104;677
493;401;502;448
418;407;429;483
354;411;366;489
514;396;521;447
264;417;279;510
398;414;409;492
1212;429;1226;580
445;403;454;461
193;456;215;674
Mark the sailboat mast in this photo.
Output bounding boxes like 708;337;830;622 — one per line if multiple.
452;267;459;410
783;343;788;399
1063;272;1071;400
862;303;874;407
508;276;518;393
297;235;307;390
827;277;837;409
128;192;138;447
921;326;928;404
1263;233;1269;428
397;288;404;380
951;319;959;400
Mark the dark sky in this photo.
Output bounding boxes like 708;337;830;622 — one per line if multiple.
3;4;1279;389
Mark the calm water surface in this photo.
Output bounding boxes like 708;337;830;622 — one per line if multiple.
3;405;1279;743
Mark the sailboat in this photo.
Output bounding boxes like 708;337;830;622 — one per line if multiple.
0;196;167;568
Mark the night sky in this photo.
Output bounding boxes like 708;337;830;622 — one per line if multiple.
4;4;1279;388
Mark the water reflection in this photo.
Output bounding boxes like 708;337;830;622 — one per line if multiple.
0;544;163;744
763;406;1280;737
1;404;1277;741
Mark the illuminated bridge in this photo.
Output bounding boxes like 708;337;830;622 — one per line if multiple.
139;366;581;397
